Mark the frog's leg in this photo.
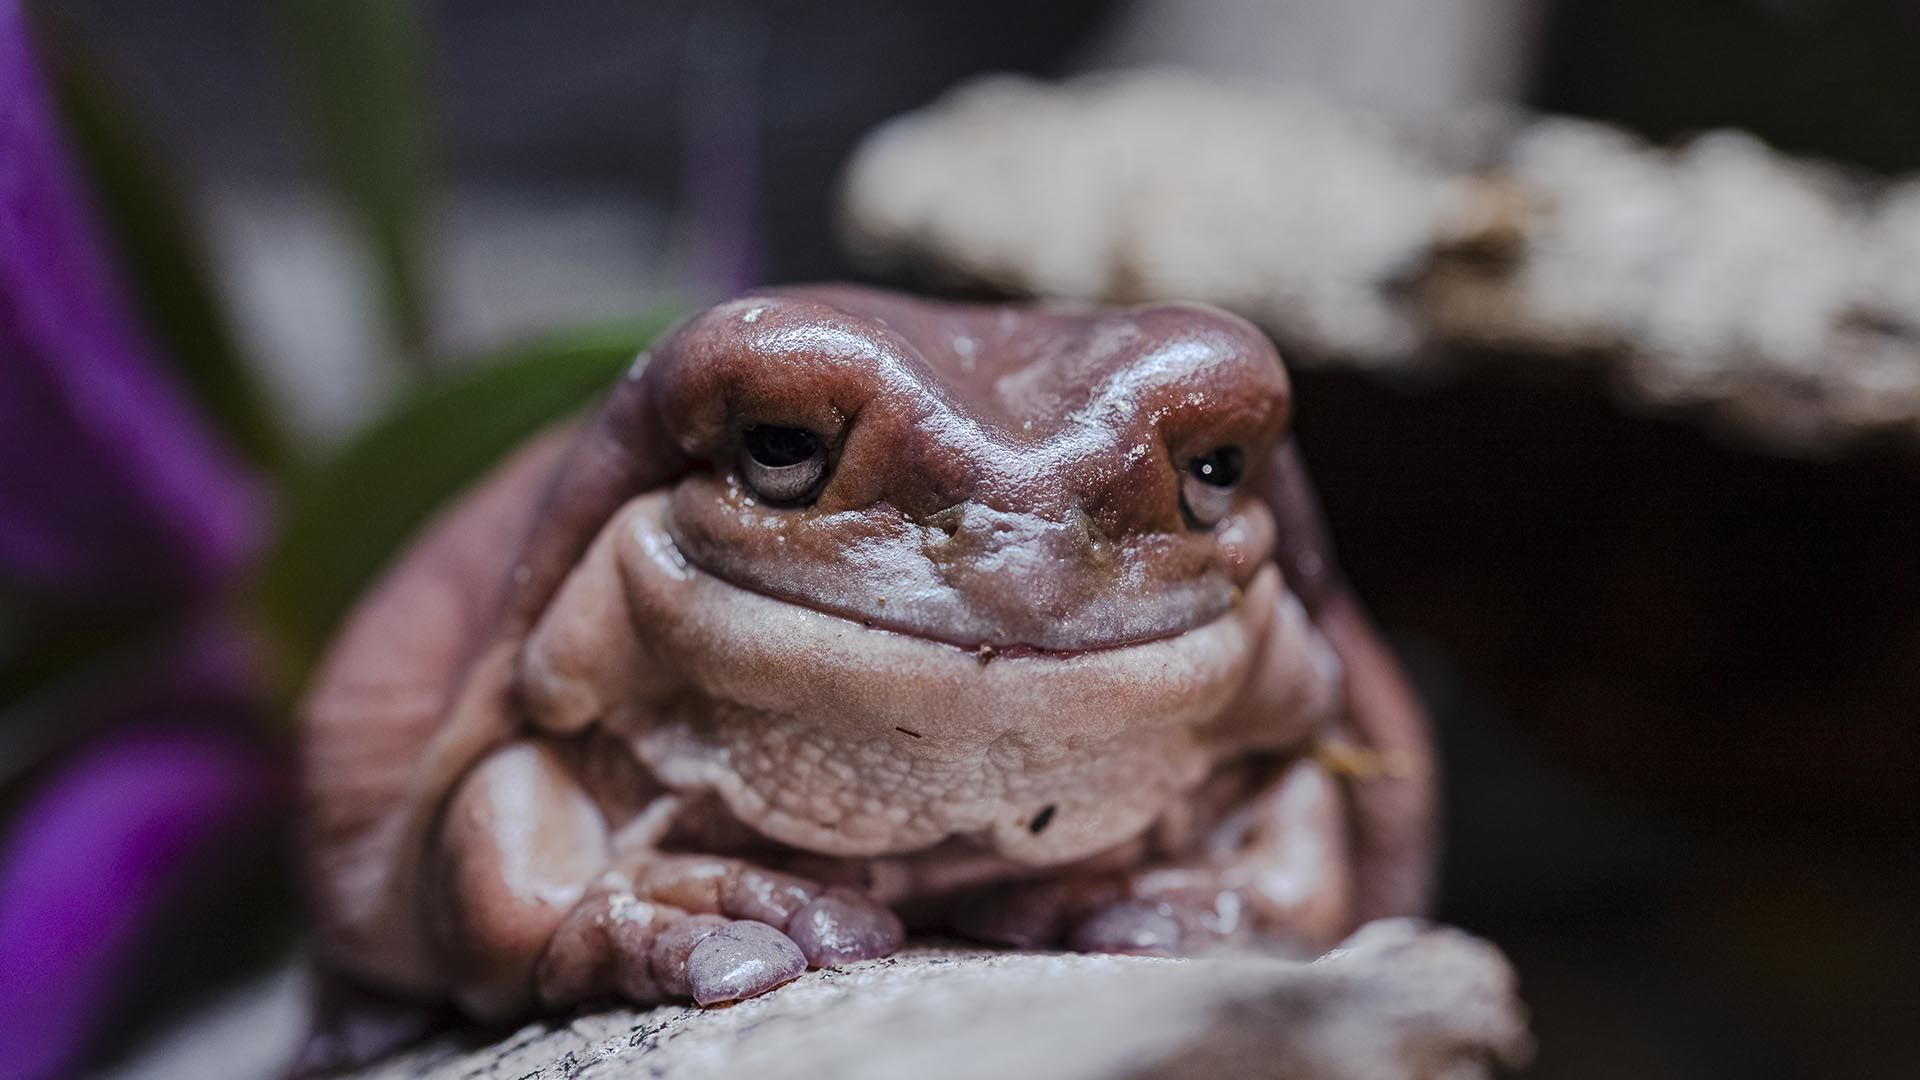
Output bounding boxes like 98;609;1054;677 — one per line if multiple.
1077;754;1353;953
1258;439;1438;924
430;739;902;1019
494;510;903;1015
948;753;1352;955
428;739;617;1019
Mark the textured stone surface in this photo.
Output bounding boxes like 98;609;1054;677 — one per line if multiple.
345;920;1529;1080
842;71;1920;451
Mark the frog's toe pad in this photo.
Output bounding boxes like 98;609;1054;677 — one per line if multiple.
686;920;808;1006
786;890;905;967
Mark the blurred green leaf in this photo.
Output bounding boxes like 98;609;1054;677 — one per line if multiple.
256;313;683;677
280;0;433;359
28;7;290;473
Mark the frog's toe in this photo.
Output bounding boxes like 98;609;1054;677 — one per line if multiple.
785;889;905;967
721;866;823;926
684;920;808;1006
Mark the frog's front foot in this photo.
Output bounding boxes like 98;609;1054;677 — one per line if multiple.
435;743;905;1016
536;856;905;1010
949;757;1351;956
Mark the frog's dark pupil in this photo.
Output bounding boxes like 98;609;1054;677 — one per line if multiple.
1189;446;1244;487
745;425;820;468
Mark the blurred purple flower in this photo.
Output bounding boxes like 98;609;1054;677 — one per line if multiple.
0;6;281;1077
0;726;275;1080
0;0;257;605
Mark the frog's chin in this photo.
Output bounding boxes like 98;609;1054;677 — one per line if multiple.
580;493;1331;863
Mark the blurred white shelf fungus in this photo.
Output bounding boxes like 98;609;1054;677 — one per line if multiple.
343;920;1529;1080
841;71;1920;452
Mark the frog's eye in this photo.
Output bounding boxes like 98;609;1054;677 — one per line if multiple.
740;425;829;505
1180;445;1244;529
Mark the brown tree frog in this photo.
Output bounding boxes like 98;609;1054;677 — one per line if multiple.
298;286;1436;1030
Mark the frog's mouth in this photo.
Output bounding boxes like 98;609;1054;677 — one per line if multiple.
658;488;1253;656
638;494;1266;668
664;539;1236;662
605;491;1314;732
675;572;1194;662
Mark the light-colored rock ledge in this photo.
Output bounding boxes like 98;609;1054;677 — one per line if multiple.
350;920;1529;1080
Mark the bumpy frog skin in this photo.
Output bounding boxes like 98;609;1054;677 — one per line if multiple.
298;286;1435;1033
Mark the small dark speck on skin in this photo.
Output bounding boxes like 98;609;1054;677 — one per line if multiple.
975;643;997;666
894;726;924;739
1029;803;1058;834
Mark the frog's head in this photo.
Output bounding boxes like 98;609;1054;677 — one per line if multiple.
521;286;1333;860
643;285;1293;654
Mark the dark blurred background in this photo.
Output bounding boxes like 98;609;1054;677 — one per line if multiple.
4;2;1917;1078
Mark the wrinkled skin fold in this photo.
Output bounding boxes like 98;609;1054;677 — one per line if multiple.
297;286;1436;1051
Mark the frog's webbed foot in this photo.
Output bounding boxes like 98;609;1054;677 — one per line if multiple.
433;742;903;1017
950;756;1349;956
537;856;904;1010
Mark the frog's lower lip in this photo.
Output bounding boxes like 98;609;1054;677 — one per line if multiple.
662;521;1237;656
693;574;1201;660
671;544;1242;658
